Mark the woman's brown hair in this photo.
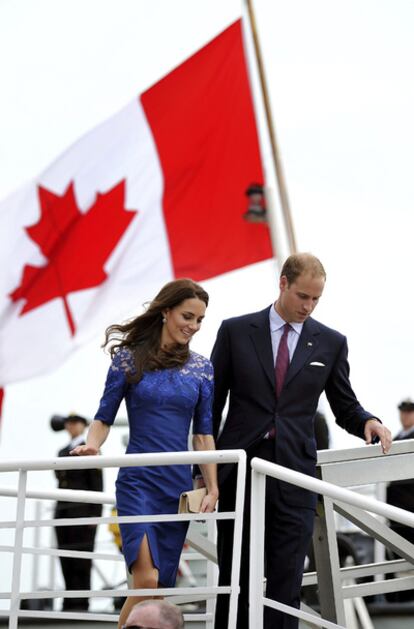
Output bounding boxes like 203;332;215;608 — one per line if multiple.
103;279;209;383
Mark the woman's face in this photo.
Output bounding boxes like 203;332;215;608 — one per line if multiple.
161;297;206;347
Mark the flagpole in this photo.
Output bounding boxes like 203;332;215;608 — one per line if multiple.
242;0;297;256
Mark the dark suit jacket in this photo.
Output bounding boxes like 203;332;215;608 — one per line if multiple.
55;441;103;519
212;306;375;508
386;432;414;515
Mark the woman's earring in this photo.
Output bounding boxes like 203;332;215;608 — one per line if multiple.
162;317;167;324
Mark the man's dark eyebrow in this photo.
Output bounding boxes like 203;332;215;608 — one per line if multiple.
297;291;320;299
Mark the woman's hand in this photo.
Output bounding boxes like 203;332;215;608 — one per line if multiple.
70;420;110;456
192;433;219;513
200;490;219;513
70;444;98;456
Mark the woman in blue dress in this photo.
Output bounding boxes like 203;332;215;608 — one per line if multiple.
71;279;218;627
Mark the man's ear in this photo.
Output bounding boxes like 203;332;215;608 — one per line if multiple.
279;275;288;292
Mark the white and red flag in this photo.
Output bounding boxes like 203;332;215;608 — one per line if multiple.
0;19;272;390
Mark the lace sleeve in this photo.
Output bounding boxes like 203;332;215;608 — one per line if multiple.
94;349;134;425
192;358;214;435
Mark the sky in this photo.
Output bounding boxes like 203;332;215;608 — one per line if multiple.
0;0;414;601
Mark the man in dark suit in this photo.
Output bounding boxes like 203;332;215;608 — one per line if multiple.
212;253;391;629
386;399;414;520
386;399;414;602
54;414;103;611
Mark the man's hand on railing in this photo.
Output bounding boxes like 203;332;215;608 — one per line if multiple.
364;418;392;454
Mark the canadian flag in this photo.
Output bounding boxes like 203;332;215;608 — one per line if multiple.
0;19;272;389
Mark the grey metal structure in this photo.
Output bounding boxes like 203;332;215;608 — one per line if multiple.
314;439;414;625
249;443;414;628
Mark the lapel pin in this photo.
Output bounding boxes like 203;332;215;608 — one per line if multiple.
307;342;313;347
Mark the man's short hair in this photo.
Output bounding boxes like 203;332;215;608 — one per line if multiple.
126;599;184;629
158;600;184;629
280;253;326;285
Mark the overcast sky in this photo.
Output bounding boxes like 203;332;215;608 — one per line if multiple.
0;0;414;595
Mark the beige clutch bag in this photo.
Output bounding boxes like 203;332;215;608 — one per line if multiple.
178;487;207;514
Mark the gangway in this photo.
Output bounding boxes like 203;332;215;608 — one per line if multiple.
0;450;246;629
250;439;414;628
2;441;414;627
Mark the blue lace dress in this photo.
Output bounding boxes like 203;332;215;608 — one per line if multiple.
94;348;214;586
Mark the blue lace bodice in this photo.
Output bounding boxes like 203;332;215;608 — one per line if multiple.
94;347;214;454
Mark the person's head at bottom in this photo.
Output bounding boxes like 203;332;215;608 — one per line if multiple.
398;399;414;432
122;599;184;629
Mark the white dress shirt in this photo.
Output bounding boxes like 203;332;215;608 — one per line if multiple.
68;432;86;449
396;426;414;440
263;307;303;440
269;305;303;364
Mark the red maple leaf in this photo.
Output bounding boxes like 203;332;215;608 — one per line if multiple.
10;180;137;336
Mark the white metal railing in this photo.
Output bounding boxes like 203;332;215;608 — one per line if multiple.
0;449;246;629
249;455;414;629
314;440;414;627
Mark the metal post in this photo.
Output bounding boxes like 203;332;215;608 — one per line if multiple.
313;497;347;625
206;518;218;629
9;469;27;629
249;465;266;628
374;482;387;584
49;510;57;610
242;0;297;255
228;452;247;628
264;186;289;267
31;500;41;594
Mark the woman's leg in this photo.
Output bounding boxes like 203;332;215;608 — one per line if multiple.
117;534;159;628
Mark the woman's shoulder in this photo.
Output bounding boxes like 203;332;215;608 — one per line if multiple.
110;346;136;374
187;351;213;379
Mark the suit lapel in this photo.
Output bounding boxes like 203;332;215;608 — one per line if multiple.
284;317;320;387
249;307;275;391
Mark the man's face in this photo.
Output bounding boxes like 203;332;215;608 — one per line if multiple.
276;272;325;323
399;410;414;431
64;420;85;439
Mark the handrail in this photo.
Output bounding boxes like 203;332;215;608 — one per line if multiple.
317;438;414;466
0;486;115;504
315;440;414;627
0;449;242;472
249;456;414;629
251;458;414;528
1;450;246;629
